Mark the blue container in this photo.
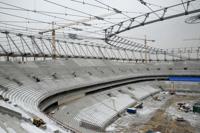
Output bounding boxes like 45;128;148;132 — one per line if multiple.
127;108;137;114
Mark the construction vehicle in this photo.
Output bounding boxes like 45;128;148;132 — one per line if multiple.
32;117;46;128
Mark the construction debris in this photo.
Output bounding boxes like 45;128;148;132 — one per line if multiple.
153;96;161;101
32;76;41;82
176;117;185;122
52;73;58;79
177;102;192;112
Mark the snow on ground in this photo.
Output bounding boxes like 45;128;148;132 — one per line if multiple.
0;100;30;119
6;127;17;133
128;85;159;100
76;94;136;128
21;122;46;133
0;100;71;133
0;127;6;133
105;125;116;132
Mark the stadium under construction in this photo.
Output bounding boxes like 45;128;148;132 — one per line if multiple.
0;0;200;133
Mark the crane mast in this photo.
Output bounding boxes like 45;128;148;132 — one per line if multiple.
38;12;116;59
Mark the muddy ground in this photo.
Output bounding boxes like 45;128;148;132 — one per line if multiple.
140;95;199;133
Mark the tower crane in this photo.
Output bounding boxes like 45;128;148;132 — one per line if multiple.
38;12;116;58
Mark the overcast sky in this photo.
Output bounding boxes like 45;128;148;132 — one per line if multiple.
0;0;200;49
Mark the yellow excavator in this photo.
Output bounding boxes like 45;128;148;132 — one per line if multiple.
32;117;46;128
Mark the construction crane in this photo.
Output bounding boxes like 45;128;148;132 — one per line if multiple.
121;35;155;63
38;12;116;58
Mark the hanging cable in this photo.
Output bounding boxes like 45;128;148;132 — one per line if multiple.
69;0;144;14
0;5;91;19
0;11;51;24
0;2;111;37
93;0;132;19
0;2;91;24
0;1;119;36
43;0;116;25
